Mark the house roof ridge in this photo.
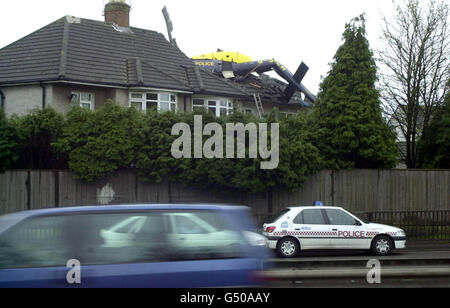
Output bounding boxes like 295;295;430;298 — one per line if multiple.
193;66;205;92
65;15;165;38
58;18;71;80
135;58;144;86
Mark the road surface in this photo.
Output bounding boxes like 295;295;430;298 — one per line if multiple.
262;242;450;288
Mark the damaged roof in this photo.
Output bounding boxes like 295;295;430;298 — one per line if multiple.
211;73;315;108
0;16;247;98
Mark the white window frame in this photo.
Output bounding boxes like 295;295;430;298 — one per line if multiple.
192;96;233;117
71;92;95;110
129;92;178;113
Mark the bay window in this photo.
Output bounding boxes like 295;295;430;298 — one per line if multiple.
129;92;177;112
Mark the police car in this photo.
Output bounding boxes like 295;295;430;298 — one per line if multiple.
263;203;406;258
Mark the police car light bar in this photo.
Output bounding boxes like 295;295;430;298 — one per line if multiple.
314;201;324;207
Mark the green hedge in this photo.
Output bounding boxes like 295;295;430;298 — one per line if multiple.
1;97;400;193
51;102;322;193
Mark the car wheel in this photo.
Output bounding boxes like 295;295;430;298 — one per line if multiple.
277;237;299;258
371;235;394;256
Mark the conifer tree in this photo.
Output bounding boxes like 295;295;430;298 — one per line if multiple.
312;15;398;169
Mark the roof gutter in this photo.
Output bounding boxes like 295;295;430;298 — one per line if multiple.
192;90;248;99
0;79;195;94
129;86;193;94
0;78;62;87
47;80;129;89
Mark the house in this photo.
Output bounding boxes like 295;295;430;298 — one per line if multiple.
0;0;314;118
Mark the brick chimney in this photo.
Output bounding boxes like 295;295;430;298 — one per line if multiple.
104;0;131;27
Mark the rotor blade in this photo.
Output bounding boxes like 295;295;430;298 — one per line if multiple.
284;62;309;103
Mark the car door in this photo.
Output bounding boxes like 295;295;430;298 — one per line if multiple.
0;214;85;288
291;209;333;249
68;211;251;288
0;210;259;288
323;208;368;249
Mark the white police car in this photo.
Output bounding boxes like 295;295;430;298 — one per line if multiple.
263;203;406;258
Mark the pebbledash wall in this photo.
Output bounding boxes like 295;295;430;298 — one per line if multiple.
0;169;449;217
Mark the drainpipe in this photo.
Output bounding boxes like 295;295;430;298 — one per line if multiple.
40;83;46;109
0;90;4;111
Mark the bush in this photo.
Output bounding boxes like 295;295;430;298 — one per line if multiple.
6;103;323;194
12;107;66;169
0;110;20;170
135;108;322;193
53;101;142;182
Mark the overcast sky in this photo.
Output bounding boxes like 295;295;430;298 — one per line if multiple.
0;0;400;94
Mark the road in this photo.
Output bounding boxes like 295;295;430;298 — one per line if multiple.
267;276;450;288
261;242;450;288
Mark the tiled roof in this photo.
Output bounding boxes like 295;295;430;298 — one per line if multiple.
0;16;247;98
0;18;64;84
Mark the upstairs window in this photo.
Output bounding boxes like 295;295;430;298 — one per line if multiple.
130;92;177;113
192;97;233;117
71;92;95;110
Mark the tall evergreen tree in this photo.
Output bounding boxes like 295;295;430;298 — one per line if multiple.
312;15;398;169
418;79;450;168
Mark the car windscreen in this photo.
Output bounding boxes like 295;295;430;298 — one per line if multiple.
0;213;28;234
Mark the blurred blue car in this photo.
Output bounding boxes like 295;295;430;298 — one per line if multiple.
0;204;270;288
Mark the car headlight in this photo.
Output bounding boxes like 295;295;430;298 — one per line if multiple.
398;229;406;236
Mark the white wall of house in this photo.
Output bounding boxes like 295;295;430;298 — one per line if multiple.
50;84;72;114
114;89;129;107
1;85;44;117
1;83;307;118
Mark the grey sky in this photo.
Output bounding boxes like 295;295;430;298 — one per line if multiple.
0;0;398;94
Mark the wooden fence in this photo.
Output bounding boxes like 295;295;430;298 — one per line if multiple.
0;169;449;217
